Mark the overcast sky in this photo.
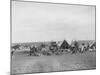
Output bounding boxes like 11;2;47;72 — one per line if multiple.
12;1;95;43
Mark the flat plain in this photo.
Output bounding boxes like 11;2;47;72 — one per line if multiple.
11;51;96;74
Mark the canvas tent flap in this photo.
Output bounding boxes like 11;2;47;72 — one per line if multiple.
60;40;69;49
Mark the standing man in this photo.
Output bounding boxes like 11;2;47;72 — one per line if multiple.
81;43;85;53
29;45;35;56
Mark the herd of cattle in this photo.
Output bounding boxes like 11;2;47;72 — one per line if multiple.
11;40;96;56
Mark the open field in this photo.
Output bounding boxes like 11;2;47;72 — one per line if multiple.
11;51;96;74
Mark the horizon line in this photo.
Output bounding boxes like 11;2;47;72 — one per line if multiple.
11;39;96;44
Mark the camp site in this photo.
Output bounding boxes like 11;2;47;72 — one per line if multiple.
11;40;96;74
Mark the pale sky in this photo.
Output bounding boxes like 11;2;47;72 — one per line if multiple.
12;1;95;43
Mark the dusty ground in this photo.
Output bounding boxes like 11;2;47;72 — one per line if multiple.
11;51;96;74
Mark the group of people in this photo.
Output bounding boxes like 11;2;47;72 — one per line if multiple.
11;40;96;56
29;41;96;56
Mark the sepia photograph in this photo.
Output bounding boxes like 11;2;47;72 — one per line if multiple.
11;0;96;75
